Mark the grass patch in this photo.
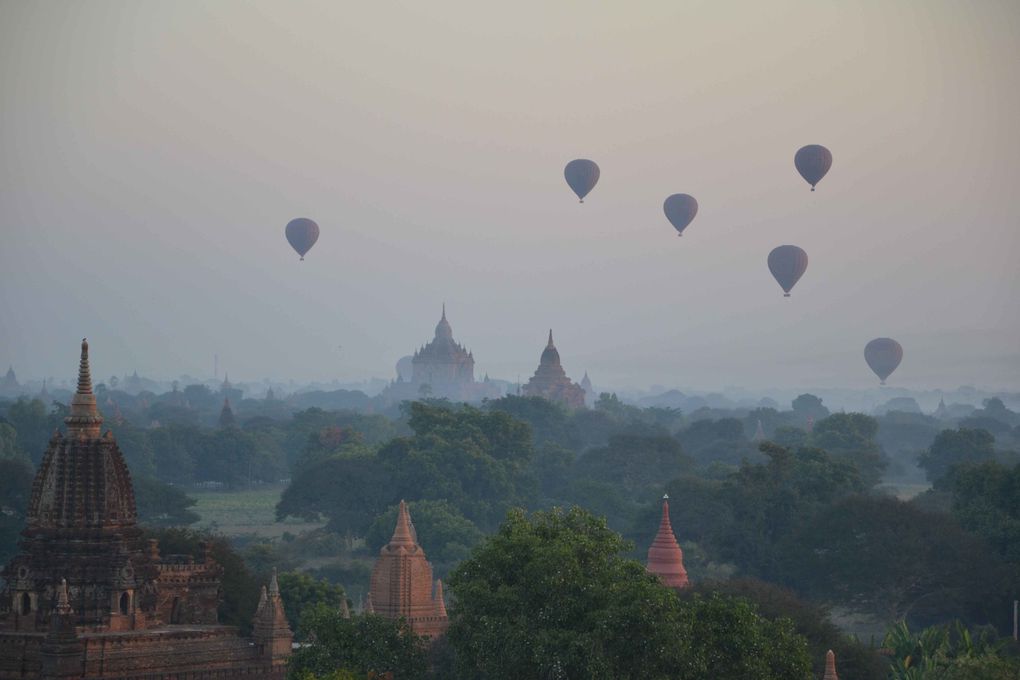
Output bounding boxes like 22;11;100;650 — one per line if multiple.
190;486;324;538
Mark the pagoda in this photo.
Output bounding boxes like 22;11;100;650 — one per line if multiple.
380;306;501;404
0;339;290;680
368;501;448;639
646;495;689;590
521;330;585;409
822;649;839;680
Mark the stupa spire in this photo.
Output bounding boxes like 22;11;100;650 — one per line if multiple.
434;579;447;617
389;500;416;547
547;329;554;347
646;495;689;589
66;338;103;437
822;649;839;680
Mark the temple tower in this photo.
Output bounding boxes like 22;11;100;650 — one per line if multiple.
522;330;585;409
821;649;839;680
646;495;689;590
368;501;448;639
1;339;159;633
252;570;293;666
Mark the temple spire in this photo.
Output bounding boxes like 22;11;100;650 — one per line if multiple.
66;338;103;437
547;329;554;347
434;579;447;617
822;649;839;680
646;495;689;589
389;500;416;547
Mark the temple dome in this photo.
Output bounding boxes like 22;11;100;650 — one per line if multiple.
540;329;560;365
435;304;453;340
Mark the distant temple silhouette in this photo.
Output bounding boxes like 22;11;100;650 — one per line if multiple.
0;340;291;679
522;330;585;409
380;306;502;404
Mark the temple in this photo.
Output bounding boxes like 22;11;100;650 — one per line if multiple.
1;366;19;396
380;306;501;404
522;331;586;409
0;340;291;680
368;501;448;640
645;495;689;590
822;649;839;680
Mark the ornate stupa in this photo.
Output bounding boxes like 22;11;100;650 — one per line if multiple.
0;340;290;679
522;330;585;409
646;495;689;590
368;501;448;639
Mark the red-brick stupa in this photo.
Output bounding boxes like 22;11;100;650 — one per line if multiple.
822;649;839;680
646;495;689;589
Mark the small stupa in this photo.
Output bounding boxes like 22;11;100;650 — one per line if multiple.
645;495;689;589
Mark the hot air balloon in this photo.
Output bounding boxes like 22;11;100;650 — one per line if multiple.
794;145;832;191
564;159;600;203
864;338;903;385
663;194;698;236
768;245;808;297
285;218;319;261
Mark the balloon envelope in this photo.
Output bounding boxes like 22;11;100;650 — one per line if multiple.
767;245;809;297
285;218;320;260
564;159;600;202
864;338;903;384
663;194;698;236
794;145;832;190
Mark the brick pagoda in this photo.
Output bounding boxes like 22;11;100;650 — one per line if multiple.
0;339;291;680
368;501;448;639
646;495;689;590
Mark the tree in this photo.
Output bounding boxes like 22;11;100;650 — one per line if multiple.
686;579;886;680
0;457;34;563
0;422;29;463
447;506;812;680
277;572;347;634
576;433;692;496
944;461;1020;563
133;476;200;526
791;394;830;422
919;428;996;483
810;413;887;487
6;398;60;464
677;418;756;467
783;495;1014;628
288;606;428;680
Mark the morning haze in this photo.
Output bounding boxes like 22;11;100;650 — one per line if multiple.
2;0;1018;391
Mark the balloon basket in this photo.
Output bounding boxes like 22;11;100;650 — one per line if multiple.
783;293;790;297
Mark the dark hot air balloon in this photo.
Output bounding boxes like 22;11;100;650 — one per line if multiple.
864;338;903;385
663;194;698;236
285;218;319;261
768;245;808;297
794;145;832;191
564;159;600;203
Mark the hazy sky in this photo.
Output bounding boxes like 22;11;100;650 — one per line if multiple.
2;1;1018;391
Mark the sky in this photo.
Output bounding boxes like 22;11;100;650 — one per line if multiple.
1;0;1018;392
